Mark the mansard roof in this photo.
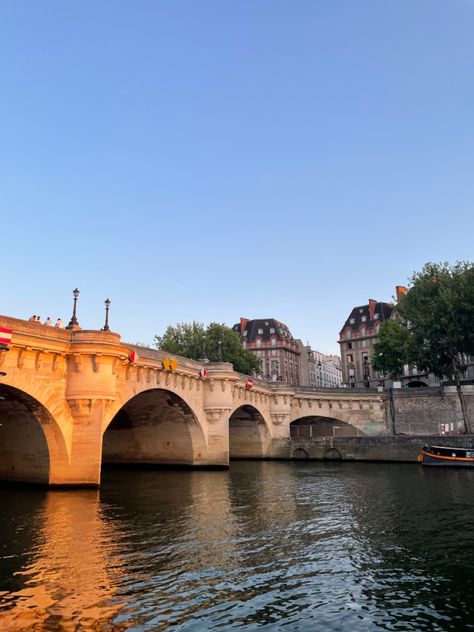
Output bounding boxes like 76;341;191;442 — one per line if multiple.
340;302;394;335
232;318;295;343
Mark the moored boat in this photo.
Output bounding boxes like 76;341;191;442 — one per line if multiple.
418;445;474;467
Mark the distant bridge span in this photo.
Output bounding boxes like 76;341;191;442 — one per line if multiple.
0;316;387;485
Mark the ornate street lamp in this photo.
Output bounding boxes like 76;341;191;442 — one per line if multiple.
102;298;111;331
217;340;223;362
66;288;80;329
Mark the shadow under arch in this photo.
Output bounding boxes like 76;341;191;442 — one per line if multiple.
229;404;272;459
290;415;365;438
0;384;69;485
102;388;207;468
406;380;429;388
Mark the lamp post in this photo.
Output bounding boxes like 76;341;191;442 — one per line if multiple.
217;340;222;362
66;288;80;329
102;298;111;331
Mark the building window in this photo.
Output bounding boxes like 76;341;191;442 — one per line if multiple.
258;328;263;335
360;327;366;337
350;318;355;324
243;330;247;337
256;339;262;348
361;316;367;322
346;329;351;340
243;341;247;348
271;337;276;346
269;328;275;334
347;342;352;349
347;354;353;363
373;313;379;320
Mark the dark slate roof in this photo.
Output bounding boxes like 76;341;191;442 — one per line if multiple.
232;318;295;343
339;302;394;335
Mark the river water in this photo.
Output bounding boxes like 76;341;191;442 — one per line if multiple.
1;461;474;631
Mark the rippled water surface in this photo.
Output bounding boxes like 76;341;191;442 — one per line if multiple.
2;462;474;630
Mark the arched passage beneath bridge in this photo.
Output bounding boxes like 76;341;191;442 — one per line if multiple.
102;389;207;468
0;384;68;484
229;405;271;459
290;415;366;439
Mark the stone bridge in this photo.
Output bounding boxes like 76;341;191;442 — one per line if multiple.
0;316;386;486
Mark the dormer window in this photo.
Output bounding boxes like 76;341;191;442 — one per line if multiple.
373;313;379;320
349;318;355;325
361;316;367;322
265;321;269;326
269;328;275;334
243;330;247;337
258;328;263;335
271;337;277;346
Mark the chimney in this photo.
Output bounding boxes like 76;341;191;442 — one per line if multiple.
396;286;407;302
368;299;377;321
240;317;248;339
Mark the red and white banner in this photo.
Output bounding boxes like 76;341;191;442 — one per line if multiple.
200;366;207;379
246;377;254;389
0;328;13;346
129;350;139;364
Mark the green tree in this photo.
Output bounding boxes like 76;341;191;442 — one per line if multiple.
155;321;206;360
374;261;474;432
155;321;261;375
372;318;411;378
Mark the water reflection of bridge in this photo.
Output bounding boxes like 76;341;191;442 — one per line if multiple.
0;315;386;486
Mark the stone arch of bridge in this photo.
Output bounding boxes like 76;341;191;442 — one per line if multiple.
228;404;272;459
0;383;70;484
102;387;208;467
290;415;366;439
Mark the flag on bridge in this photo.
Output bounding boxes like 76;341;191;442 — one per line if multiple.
0;327;12;347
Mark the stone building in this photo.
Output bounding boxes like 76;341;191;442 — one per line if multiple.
232;318;301;385
338;299;394;388
297;341;343;388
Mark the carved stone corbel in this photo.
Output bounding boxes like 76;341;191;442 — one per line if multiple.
35;351;42;370
91;354;101;373
67;398;97;418
204;407;231;424
137;367;142;382
72;354;82;373
17;349;24;368
270;412;289;426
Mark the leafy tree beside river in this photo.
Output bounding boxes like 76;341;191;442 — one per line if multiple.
155;321;260;376
373;261;474;432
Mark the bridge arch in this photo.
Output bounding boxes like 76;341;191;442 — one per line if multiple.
290;415;366;439
102;388;208;467
228;404;272;459
0;384;70;484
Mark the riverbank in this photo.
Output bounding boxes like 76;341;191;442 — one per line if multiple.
284;434;474;463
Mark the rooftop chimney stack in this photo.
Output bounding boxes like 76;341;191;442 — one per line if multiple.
396;286;407;302
368;299;377;321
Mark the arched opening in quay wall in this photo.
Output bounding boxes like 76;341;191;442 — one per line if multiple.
290;415;365;439
229;405;271;459
0;384;60;484
102;389;207;467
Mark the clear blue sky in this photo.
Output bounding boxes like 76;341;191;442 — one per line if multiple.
1;1;473;354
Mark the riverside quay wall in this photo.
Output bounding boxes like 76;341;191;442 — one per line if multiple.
286;434;474;463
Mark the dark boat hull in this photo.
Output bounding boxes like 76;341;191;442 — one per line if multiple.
419;448;474;467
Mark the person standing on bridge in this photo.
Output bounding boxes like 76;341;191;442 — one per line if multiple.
44;317;52;326
28;314;36;322
55;318;64;328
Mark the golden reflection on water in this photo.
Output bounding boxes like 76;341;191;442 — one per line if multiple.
1;490;128;631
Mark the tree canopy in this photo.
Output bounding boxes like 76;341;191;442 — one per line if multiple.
373;261;474;430
155;321;261;376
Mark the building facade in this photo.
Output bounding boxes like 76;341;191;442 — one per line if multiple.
338;299;394;388
297;341;343;388
232;318;301;385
